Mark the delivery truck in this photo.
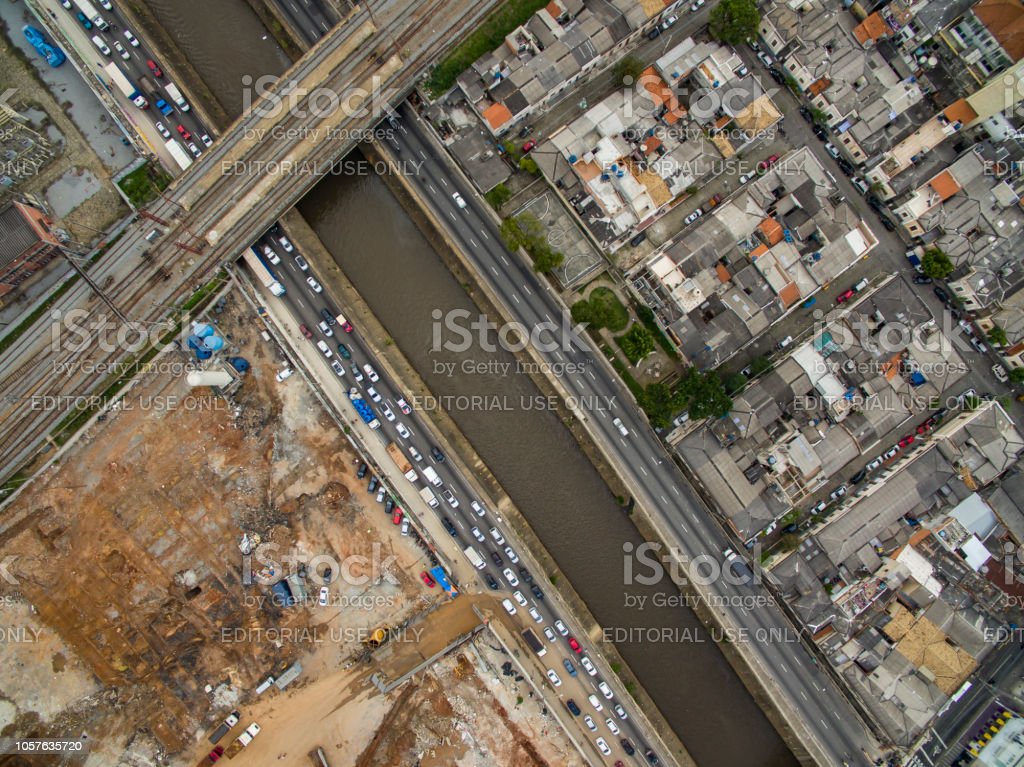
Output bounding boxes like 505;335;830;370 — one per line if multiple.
164;82;191;112
103;63;148;109
224;723;260;758
421;466;442;487
463;545;485;570
419;486;438;508
522;628;547;656
386;442;418;482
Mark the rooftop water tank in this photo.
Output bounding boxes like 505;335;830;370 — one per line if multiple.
187;369;234;388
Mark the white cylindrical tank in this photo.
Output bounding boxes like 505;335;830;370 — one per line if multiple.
187;369;233;388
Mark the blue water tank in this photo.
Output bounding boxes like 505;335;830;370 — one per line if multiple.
193;322;214;338
228;357;250;373
203;334;225;351
194;347;212;361
569;154;578;163
186;335;204;350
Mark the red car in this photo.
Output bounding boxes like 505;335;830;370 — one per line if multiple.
522;139;537;153
341;320;353;333
835;289;855;304
177;124;191;141
208;746;224;763
147;59;163;78
568;637;582;654
392;508;403;525
898;434;915;448
299;324;313;339
757;153;780;171
916;416;937;435
420;571;436;588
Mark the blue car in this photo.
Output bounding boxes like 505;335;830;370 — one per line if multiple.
22;26;65;67
75;11;92;29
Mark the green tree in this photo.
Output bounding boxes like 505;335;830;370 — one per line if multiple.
518;155;540;175
921;248;954;279
677;367;733;420
531;243;563;273
640;381;686;429
725;372;748;394
618;324;655;363
571;300;597;327
613;55;645;84
708;0;760;45
484;183;511;209
988;324;1009;347
749;356;773;376
1010;368;1024;385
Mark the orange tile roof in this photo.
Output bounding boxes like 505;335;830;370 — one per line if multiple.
929;170;961;201
642;136;663;155
715;263;731;283
881;352;902;380
714;115;731;129
641;67;687;123
749;243;769;259
854;12;891;44
943;99;979;126
908;528;933;547
759;217;784;245
779;282;801;307
575;161;602;181
546;0;561;16
808;77;831;96
482;102;513;130
973;0;1024;62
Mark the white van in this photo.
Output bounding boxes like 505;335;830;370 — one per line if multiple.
144;228;162;242
421;465;442;487
316;340;332;358
92;35;111;56
418;486;438;508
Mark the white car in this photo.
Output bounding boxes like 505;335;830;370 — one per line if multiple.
318;586;329;606
330;360;345;377
279;236;294;252
605;718;620;735
598;681;613;699
315;340;332;358
554;619;569;636
502;598;517;615
441;488;459;508
187;142;201;158
502;568;519;587
400;518;410;536
504;546;520;564
306;276;322;293
395;422;410;439
580;656;597;676
396;397;411;414
375;486;385;503
583;715;597;732
684;208;704;225
660;13;677;28
512;590;528;607
757;50;774;67
489;527;505;545
723;547;737;561
613;703;628;720
613;417;628;436
452;192;467;208
123;29;140;47
294;255;309;271
362;364;380;382
865;457;882;471
366;386;382;403
546;669;561;687
824;142;841;159
275;367;293;382
595;738;611;756
470;500;486;517
408;445;423;462
993;364;1009;383
380;403;395;422
199;133;213;147
113;41;130;60
471;526;485;542
318;320;333;337
543;626;557;642
528;606;543;623
155;121;171;139
689;0;704;10
588;694;603;712
349;364;363;382
261;245;280;264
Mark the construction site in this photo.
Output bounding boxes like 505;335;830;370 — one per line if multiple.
0;289;576;767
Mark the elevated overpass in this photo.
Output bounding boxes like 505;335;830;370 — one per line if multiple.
0;0;497;482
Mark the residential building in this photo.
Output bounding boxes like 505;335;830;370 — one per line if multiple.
630;147;877;365
941;0;1024;85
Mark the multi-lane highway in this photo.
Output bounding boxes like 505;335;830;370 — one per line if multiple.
254;230;663;765
271;0;337;45
385;104;877;766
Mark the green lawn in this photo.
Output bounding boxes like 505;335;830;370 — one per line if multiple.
117;162;171;208
423;0;551;97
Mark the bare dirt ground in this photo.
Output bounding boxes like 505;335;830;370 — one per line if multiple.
0;289;576;767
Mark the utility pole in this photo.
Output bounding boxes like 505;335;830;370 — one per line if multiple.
60;247;129;324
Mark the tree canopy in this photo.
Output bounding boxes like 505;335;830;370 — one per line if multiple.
708;0;760;45
921;248;953;279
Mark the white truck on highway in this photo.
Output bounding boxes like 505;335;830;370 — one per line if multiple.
421;465;442;487
103;63;148;109
242;246;285;296
463;545;485;570
73;0;108;29
164;139;192;172
164;82;191;112
419;486;438;508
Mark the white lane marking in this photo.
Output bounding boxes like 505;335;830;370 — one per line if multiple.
671;486;680;495
523;285;532;295
832;711;840;720
439;177;447;187
481;230;488;240
501;255;510;265
470;238;478;247
490;266;499;276
639;466;648;477
619;438;627;448
320;20;329;31
448;211;456;221
679;524;688;534
427;183;436;194
296;298;305;309
555;351;563;361
800;691;808;701
780;663;788;673
660;495;667;503
588;370;595;379
819;719;829;730
419;150;426;160
512;293;520;304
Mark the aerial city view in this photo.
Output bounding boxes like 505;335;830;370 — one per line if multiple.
2;0;1024;765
